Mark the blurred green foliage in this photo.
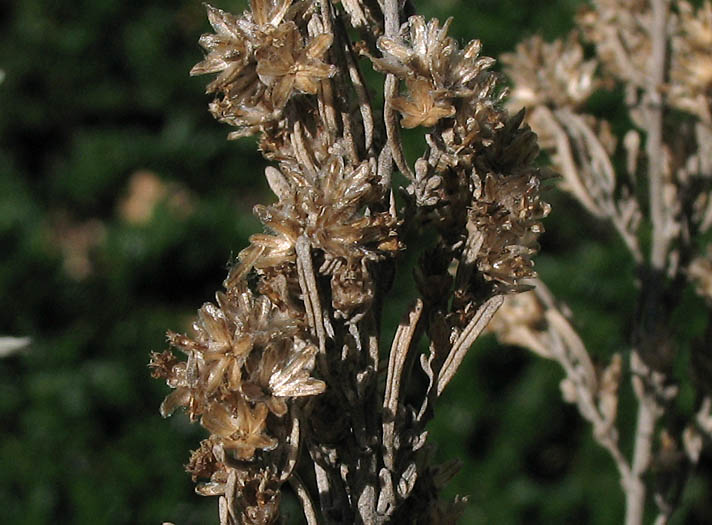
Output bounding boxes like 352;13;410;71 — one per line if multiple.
1;0;710;523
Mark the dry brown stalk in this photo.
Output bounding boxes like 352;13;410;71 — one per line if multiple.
495;1;712;523
150;0;549;522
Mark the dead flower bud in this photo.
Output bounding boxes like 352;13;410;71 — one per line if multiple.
469;170;548;288
501;33;598;110
369;15;497;128
201;399;278;459
671;1;712;122
392;78;456;128
149;350;180;380
227;467;282;525
256;25;335;108
241;339;325;416
186;437;224;482
192;5;251;78
375;16;494;95
191;2;332;138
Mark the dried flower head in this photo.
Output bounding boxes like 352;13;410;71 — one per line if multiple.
191;3;335;138
256;24;335;108
375;16;494;93
501;33;598;110
241;339;325;416
228;155;401;317
577;0;652;85
368;15;497;128
201;399;277;459
156;0;551;522
392;78;456;129
153;281;323;464
670;1;712;122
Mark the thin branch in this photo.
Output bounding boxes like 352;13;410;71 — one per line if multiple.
533;281;632;482
290;473;321;525
339;15;376;154
383;299;424;469
384;74;414;180
382;0;399;37
647;0;671;271
382;0;413;179
437;295;504;396
625;3;672;522
296;236;328;360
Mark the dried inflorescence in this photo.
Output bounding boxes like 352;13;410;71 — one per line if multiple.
497;1;712;523
671;1;712;122
577;0;652;86
370;15;497;128
150;283;324;462
502;34;598;110
153;0;549;523
191;1;335;139
242;154;401;318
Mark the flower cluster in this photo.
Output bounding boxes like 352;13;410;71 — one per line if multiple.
229;140;401;319
408;81;549;293
150;283;324;487
187;438;282;525
191;1;335;138
671;1;712;122
577;0;652;86
501;33;598;110
154;1;550;523
368;16;496;128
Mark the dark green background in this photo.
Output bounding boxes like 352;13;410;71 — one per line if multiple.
1;0;710;523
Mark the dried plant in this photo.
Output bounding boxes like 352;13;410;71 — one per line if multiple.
151;0;549;523
496;1;712;523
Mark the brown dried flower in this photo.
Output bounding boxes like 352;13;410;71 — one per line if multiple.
241;339;325;416
201;400;277;459
256;23;335;109
154;282;323;463
229;156;400;317
375;16;494;94
369;15;496;128
670;1;712;122
501;33;598;110
392;78;456;129
191;2;334;138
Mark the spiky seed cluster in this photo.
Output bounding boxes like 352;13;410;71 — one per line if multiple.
501;34;598;110
254;156;399;318
191;1;335;138
369;16;496;128
577;0;652;85
150;283;324;483
187;439;282;525
671;1;712;122
365;15;549;292
154;1;549;522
